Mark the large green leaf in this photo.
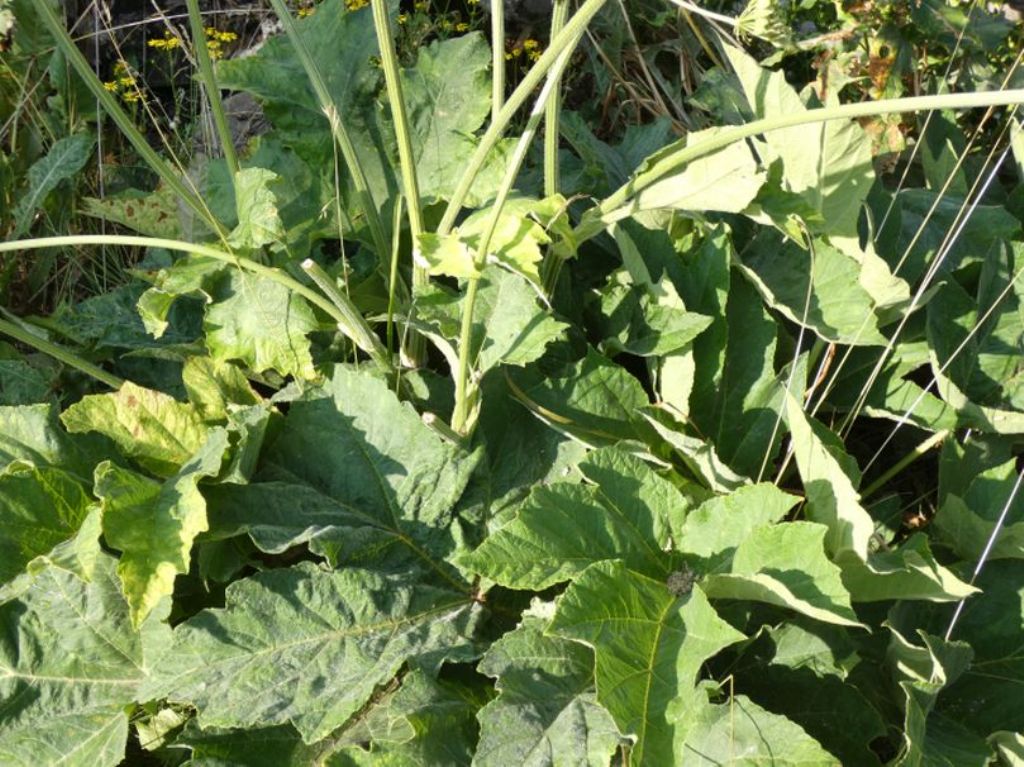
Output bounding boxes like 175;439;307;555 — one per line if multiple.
723;45;874;240
0;359;51;405
226;167;285;250
549;561;745;766
457;370;589;527
681;258;791;478
631;126;765;215
204;269;319;380
785;393;873;559
205;367;478;580
0;461;92;586
738;230;887;346
703;522;863;627
458;447;681;589
328;671;484;766
172;721;326;766
876;188;1020;285
95;429;227;626
838;533;977;603
676;482;800;571
399;32;510;206
927;254;1024;418
594;277;712;358
933;454;1024;561
886;619;974;767
0;553;167;766
61;382;209;478
901;561;1024;738
735;665;886;765
786;394;972;601
474;607;621;767
143;563;481;744
509;349;654;447
415;266;567;375
215;0;392;217
677;688;839;766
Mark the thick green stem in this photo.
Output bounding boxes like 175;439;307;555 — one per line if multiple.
370;0;427;366
491;0;506;122
450;37;582;436
861;430;949;500
35;1;223;236
0;317;124;389
267;0;390;262
300;259;390;369
438;0;610;235
186;0;239;178
576;88;1024;245
544;0;570;197
0;235;389;371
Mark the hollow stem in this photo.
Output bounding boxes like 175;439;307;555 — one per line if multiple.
861;430;950;500
491;0;506;122
576;88;1024;246
544;0;570;197
300;259;390;369
370;0;427;366
450;33;582;436
0;317;124;389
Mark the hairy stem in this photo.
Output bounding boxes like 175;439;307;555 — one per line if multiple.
450;35;582;436
370;0;427;366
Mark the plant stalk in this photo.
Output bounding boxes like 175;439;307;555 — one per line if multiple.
438;0;610;235
861;429;950;500
0;317;124;389
370;0;427;366
300;259;390;368
491;0;506;122
35;1;224;237
267;0;390;263
576;88;1024;245
185;0;240;178
0;235;391;373
544;0;570;197
450;34;582;436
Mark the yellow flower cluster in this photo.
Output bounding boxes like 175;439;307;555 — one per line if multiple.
506;38;542;61
346;0;369;9
203;27;238;60
103;60;145;104
146;31;181;51
146;26;236;59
